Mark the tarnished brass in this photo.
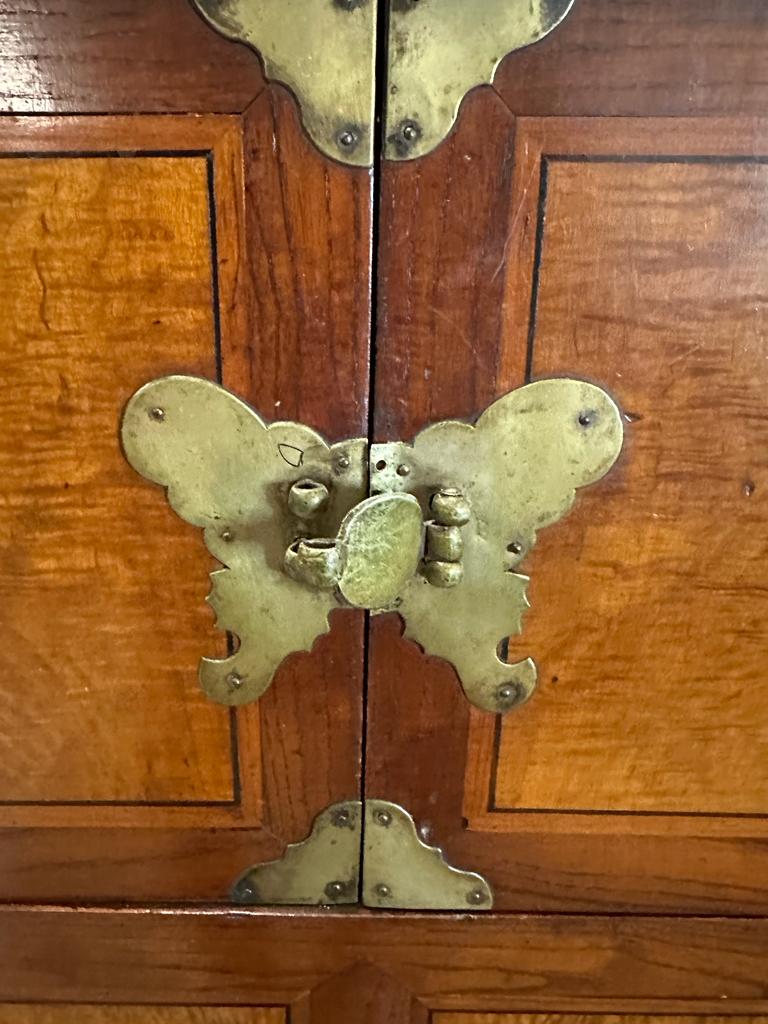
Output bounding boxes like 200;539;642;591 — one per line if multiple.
284;537;341;591
122;375;622;714
190;0;377;167
336;492;423;608
231;801;362;906
385;0;576;161
283;492;424;607
121;375;367;707
426;523;463;563
288;479;330;520
370;379;623;713
231;798;492;910
188;0;574;166
362;800;493;910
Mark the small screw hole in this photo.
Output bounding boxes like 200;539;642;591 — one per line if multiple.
375;460;387;471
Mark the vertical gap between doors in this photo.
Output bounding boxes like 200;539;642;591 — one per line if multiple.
358;0;391;903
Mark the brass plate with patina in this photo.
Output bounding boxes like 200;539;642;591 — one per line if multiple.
121;375;367;707
190;0;377;167
370;379;623;713
362;800;493;910
231;801;363;906
230;798;493;910
386;0;576;160
121;375;622;714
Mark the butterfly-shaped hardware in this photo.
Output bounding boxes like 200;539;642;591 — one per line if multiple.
121;375;623;713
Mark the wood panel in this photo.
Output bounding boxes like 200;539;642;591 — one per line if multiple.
369;96;768;906
0;0;264;114
0;152;233;804
0;1012;283;1024
436;1019;768;1024
0;103;370;899
492;0;768;118
495;154;768;815
1;909;767;1020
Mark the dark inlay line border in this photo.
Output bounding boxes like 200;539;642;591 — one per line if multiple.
0;147;241;810
491;151;768;821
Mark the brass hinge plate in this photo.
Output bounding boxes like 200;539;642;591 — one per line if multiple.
189;0;577;166
232;800;493;910
190;0;377;167
385;0;576;161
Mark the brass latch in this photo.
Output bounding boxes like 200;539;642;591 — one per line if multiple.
121;375;623;714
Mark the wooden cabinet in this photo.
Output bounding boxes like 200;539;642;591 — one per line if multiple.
0;0;767;1020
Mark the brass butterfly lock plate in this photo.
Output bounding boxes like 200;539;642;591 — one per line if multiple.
121;376;623;713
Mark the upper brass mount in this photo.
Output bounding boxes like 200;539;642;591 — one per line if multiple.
189;0;576;165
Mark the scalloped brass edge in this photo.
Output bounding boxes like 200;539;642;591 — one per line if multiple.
232;800;363;906
385;0;577;161
230;799;493;910
190;0;376;167
362;800;493;909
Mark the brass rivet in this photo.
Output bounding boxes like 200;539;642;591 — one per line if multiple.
226;672;244;690
375;809;392;827
578;410;596;427
148;407;165;422
221;529;234;543
401;120;420;142
337;127;360;151
374;883;392;898
332;807;351;827
396;464;410;477
325;880;347;900
336;453;351;471
467;888;489;906
496;682;523;708
507;541;523;555
236;883;256;901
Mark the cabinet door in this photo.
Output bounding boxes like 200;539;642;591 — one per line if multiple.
366;0;768;913
0;0;371;901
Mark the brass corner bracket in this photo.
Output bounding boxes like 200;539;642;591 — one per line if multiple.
191;0;377;167
120;374;623;715
189;0;576;166
232;800;493;911
385;0;576;161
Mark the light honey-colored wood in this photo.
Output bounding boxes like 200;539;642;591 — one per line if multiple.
493;146;768;815
434;1018;768;1024
0;1010;284;1024
0;153;233;803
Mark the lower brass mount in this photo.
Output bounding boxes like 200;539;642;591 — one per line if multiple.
232;800;493;911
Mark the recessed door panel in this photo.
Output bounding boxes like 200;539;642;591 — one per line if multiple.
0;3;371;901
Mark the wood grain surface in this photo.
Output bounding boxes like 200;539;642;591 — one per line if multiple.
436;1019;768;1024
0;0;264;114
0;151;232;803
0;103;371;899
496;151;768;816
368;104;768;909
492;0;768;118
0;908;767;1020
0;1012;283;1024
